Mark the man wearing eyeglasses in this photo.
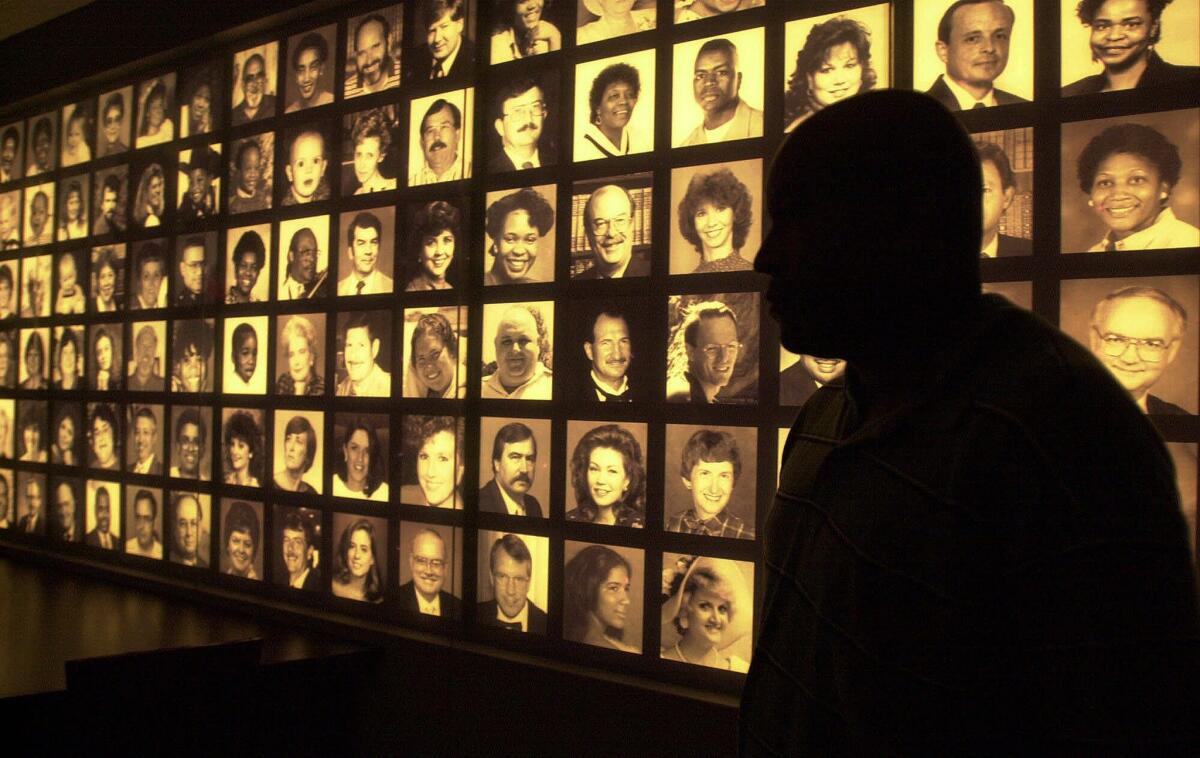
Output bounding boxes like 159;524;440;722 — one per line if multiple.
232;53;276;125
680;38;763;147
489;77;555;172
279;226;328;300
667;302;741;403
578;184;649;279
477;533;545;633
97;93;128;157
399;528;462;618
1089;285;1189;415
175;236;208;307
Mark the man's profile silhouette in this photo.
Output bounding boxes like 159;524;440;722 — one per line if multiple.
742;89;1200;753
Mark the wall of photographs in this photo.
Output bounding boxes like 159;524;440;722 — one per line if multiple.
0;0;1197;693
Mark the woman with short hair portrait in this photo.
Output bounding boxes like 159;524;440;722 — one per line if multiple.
88;403;119;470
222;411;263;488
332;518;384;603
222;501;261;579
660;555;751;672
565;424;646;527
20;332;47;390
1076;122;1200;252
54;329;82;390
137;80;175;147
91;327;120;391
677;168;755;273
492;0;562;63
563;544;639;652
91;247;120;313
577;63;643;161
0;331;14;387
350;109;397;195
332;418;389;502
50;410;76;465
274;415;318;493
18;405;46;462
276;315;324;396
784;16;876;133
484;187;554;285
133;163;166;228
577;0;656;45
406;201;460;291
58;180;88;240
403;313;466;399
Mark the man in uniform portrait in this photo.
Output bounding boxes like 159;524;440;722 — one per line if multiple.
479;422;544;517
926;0;1026;110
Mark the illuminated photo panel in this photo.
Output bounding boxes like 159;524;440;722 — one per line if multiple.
126;403;164;475
51;476;81;542
219;498;264;580
973;126;1034;257
0;261;14;319
273;505;322;590
476;529;550;633
660;552;754;672
1;121;24;182
398;521;464;618
281;121;335;207
569;173;651;280
274;313;327;396
135;74;175;147
15;470;46;535
336;207;396;296
480;300;555;400
674;0;762;25
490;0;564;62
272;408;324;494
477;415;551;518
0;469;11;528
783;3;892;133
87;401;121;471
228;132;274;215
278;214;330;300
24;182;54;247
560;295;651;403
170;319;216;393
669;158;762;275
402;197;466;290
487;70;560;172
401;305;468;399
178;61;221;138
576;0;656;45
779;348;845;407
1061;108;1200;253
573;48;656;162
483;185;557;285
17;399;47;462
664;423;756;539
406;0;478;82
125;485;164;558
169;406;213;481
131;153;170;229
408;88;475;186
564;419;648;528
96;87;131;157
332;411;391;502
19;326;50;387
222;315;269;395
56;174;88;242
1061;0;1200;97
0;398;14;457
285;24;338;114
53;250;86;315
331;511;388;603
220;407;265;488
1060;274;1200;415
176;143;222;222
0;190;18;248
671;27;765;148
334;309;393;397
173;232;218;306
344;105;401;195
231;42;279;125
226;224;271;304
50;402;82;465
399;414;465;509
26;111;55;177
90;243;124;313
563;540;644;653
982;280;1033;310
60;99;94;168
91;165;128;237
129;239;166;310
666;292;760;404
85;479;120;549
168;490;212;568
22;255;52;318
344;5;404;99
913;0;1034;109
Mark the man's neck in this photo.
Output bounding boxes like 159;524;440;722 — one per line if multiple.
504;143;536;163
417;586;439;603
592;368;624;393
428;154;456;177
949;75;992;102
703;101;738;130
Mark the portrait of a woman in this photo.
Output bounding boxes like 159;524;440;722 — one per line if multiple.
183;67;215;137
51;409;76;465
332;418;389;502
403;313;466;399
660;555;751;672
54;329;82;390
274;415;319;493
492;0;561;63
577;63;644;161
20;331;47;389
133;163;166;228
1075;122;1200;252
484;187;554;285
405;201;460;291
91;247;121;313
18;405;46;462
332;518;384;603
565;424;645;528
577;0;656;45
88;403;120;470
137;80;175;148
563;544;639;652
222;501;260;579
91;327;120;391
677;168;755;273
784;16;876;133
58;180;88;240
401;415;464;509
275;315;325;396
222;410;263;488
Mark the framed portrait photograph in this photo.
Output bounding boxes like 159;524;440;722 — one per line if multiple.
60;99;95;169
86;401;121;471
660;553;754;672
51;476;82;543
228;132;274;215
401;196;466;291
576;0;656;45
89;244;125;314
330;512;388;604
334;309;393;397
663;423;756;539
665;292;760;404
1;121;24;183
974;127;1034;257
398;414;465;509
16;399;47;462
130;153;171;229
26;111;56;177
218;499;264;581
344;105;401;195
231;43;279;125
273;408;324;494
168;491;212;568
483;184;556;285
135;73;177;148
0;398;13;457
170;318;216;393
480;300;554;400
225;224;271;304
569;173;651;280
19;326;50;388
178;61;222;138
14;470;47;536
572;48;655;162
56;174;89;242
406;0;477;82
563;540;643;653
559;296;651;403
280;121;335;207
129;239;166;310
125;485;164;559
476;530;550;633
490;0;565;63
401;305;468;399
53;250;87;315
273;505;322;591
0;261;14;320
278;214;330;300
397;521;464;619
23;182;54;248
336;207;396;296
176;143;222;222
220;407;266;488
477;416;551;518
50;401;83;465
126;403;164;475
274;312;327;397
169;405;213;481
84;479;121;550
913;0;1034;109
486;70;559;173
91;164;128;236
563;419;647;528
671;28;765;148
669;159;763;275
284;24;338;114
222;315;269;395
344;5;404;99
332;411;391;502
126;320;167;397
96;87;133;157
408;89;474;186
0;190;19;249
0;468;11;529
88;323;123;391
173;232;218;306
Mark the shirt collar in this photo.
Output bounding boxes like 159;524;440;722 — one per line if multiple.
1100;208;1179;251
591;369;629;400
503;145;540;169
290;567;311;589
434;39;461;77
941;74;996;110
417;590;442;615
496;481;526;516
497;599;529;632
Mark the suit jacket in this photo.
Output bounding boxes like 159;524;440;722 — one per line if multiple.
231;94;277;126
926;76;1025;111
18;513;41;534
476;599;546;634
406;37;475;82
575;251;651;280
996;234;1032;257
1147;394;1189;416
85;528;118;549
477;479;544;518
398;580;462;618
1062;52;1200;97
487;142;557;173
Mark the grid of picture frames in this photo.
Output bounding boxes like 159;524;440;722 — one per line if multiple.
0;0;1197;693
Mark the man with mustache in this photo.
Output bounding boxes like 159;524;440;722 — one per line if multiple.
479;422;544;517
680;38;763;147
577;184;649;279
285;30;334;113
279;509;320;590
488;77;556;172
482;304;553;400
399;528;462;617
279;226;328;299
346;13;399;99
406;0;473;82
410;99;467;186
231;52;276;125
92;173;126;236
337;211;393;296
926;0;1026;110
583;308;635;402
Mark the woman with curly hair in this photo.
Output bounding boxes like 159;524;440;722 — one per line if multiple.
137;80;175;148
332;518;384;603
677;167;755;273
400;415;464;508
222;410;263;488
90;327;120;391
784;16;876;133
577;62;645;161
20;331;47;389
333;417;389;502
406;200;460;291
275;315;325;396
491;0;561;63
563;544;639;652
132;162;166;228
92;247;121;313
484;187;555;284
351;109;396;194
565;424;645;528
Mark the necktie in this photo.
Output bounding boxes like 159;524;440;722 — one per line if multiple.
498;620;522;631
972;102;986;110
1105;239;1118;252
433;62;444;79
356;281;365;296
521;162;533;170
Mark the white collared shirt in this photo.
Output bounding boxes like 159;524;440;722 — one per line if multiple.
1088;208;1200;252
417;591;442;616
431;40;462;78
496;600;529;632
503;146;540;170
940;75;997;110
337;268;393;296
410;158;465;186
591;369;629;401
496;482;526;517
133;454;156;474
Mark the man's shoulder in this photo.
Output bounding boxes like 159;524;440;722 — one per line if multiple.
925;77;959;110
992;87;1028;105
1147;394;1190;416
996;234;1032;257
487;152;516;173
477;480;503;511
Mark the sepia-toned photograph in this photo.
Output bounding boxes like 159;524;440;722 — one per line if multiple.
402;197;465;290
221;407;266;487
178;61;222;138
337;208;395;296
569;174;651;280
331;512;388;603
222;315;269;395
334;309;392;396
285;25;338;113
1;121;24;183
399;414;465;509
273;408;324;494
281;122;334;206
1061;274;1199;415
90;244;125;313
273;505;322;590
126;403;164;475
169;491;212;568
61;99;95;168
477;416;550;517
660;552;754;672
50;476;81;542
332;412;390;502
675;0;761;24
219;499;264;580
573;49;655;161
176;144;222;222
344;5;404;99
231;43;279;125
913;0;1034;109
0;469;11;530
779;348;845;407
401;305;468;399
169;405;213;480
560;296;650;402
564;419;648;528
228;132;274;215
408;89;474;186
56;174;89;241
50;402;82;465
0;398;13;457
398;521;463;618
480;300;554;399
974;127;1034;257
170;318;216;393
96;87;132;157
87;401;121;470
275;313;327;396
26;112;56;177
490;0;563;62
671;28;765;148
15;470;47;535
669;159;762;275
91;165;128;236
136;74;176;148
476;530;550;633
131;154;170;229
125;486;164;558
278;214;330;299
483;185;556;285
563;540;643;653
982;280;1033;310
487;71;559;172
88;323;123;391
23;182;54;247
577;0;655;45
174;233;218;306
17;400;47;462
344;106;401;195
225;224;271;303
21;259;51;320
19;326;50;388
666;292;760;404
53;250;87;315
84;479;120;549
664;423;756;539
129;240;166;310
1061;108;1200;253
0;190;19;249
406;0;477;81
0;262;14;319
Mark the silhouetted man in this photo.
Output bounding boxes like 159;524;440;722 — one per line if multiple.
740;89;1200;753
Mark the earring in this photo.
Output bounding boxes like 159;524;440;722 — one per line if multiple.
679;615;688;630
1087;200;1094;207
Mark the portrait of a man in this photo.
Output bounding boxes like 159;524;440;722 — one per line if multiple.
228;134;274;214
52;478;80;542
672;32;765;148
275;506;322;591
169;407;211;481
231;44;279;125
125;487;163;559
126;404;163;475
170;492;210;568
335;310;392;397
174;234;216;307
478;420;547;517
279;216;330;299
225;225;270;304
1062;0;1200;96
399;523;462;618
129;240;165;310
665;426;756;539
85;480;120;549
16;472;45;535
406;0;475;81
481;302;554;400
918;0;1031;109
92;165;128;236
488;75;558;172
666;294;760;404
337;209;395;296
476;531;549;634
571;178;651;279
975;133;1033;257
409;90;473;186
344;7;402;99
562;299;649;403
286;26;336;112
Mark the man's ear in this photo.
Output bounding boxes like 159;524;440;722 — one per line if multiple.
583;342;594;363
681;476;693;492
370;339;380;362
1002;185;1015;213
935;40;949;66
494;118;505;140
284;164;294;185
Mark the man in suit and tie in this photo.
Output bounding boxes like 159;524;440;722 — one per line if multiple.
976;140;1030;257
479;422;544;518
54;480;79;542
577;185;650;280
926;0;1027;111
337;212;393;296
280;511;321;591
171;493;208;568
407;0;474;82
85;484;118;549
477;533;547;633
18;475;44;534
488;78;556;173
399;528;463;617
